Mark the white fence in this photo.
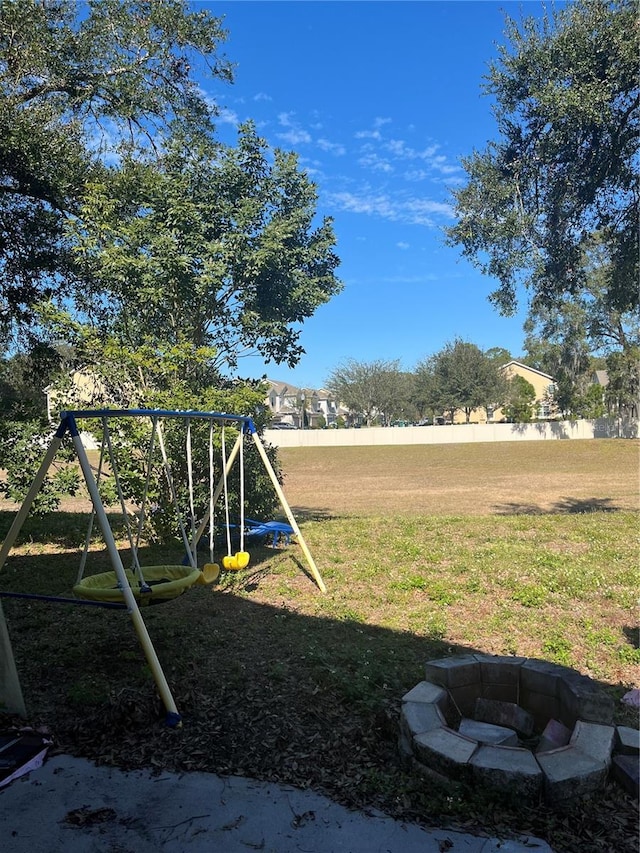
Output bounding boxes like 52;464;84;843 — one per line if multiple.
264;418;639;448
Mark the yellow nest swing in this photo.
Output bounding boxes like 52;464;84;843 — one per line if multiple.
74;414;234;607
74;565;203;605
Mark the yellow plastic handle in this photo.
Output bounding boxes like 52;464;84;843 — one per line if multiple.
222;552;251;571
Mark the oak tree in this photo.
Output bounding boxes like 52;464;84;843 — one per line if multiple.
446;0;638;322
0;0;231;331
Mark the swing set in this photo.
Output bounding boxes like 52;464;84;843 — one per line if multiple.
0;408;325;726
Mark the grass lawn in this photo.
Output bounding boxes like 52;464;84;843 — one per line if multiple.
0;438;638;852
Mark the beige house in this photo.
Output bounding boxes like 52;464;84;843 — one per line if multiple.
452;360;558;424
45;369;107;422
500;360;558;421
43;369;111;449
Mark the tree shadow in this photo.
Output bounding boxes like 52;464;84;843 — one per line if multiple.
507;418;639;440
288;506;338;522
493;496;621;515
0;509;132;550
1;542;637;850
622;626;639;650
508;421;572;438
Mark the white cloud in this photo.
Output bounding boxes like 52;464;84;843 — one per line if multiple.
326;189;453;227
355;128;382;140
352;124;461;184
253;92;272;102
278;128;312;145
301;165;323;178
397;241;410;250
403;168;430;182
403;198;454;222
328;191;397;219
435;163;462;176
299;156;325;178
386;139;439;161
217;106;239;126
383;273;439;283
354;116;391;139
317;138;346;156
358;152;393;173
419;144;440;160
277;112;312;146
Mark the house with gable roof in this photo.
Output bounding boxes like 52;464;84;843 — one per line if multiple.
451;360;558;424
265;380;348;428
498;360;559;421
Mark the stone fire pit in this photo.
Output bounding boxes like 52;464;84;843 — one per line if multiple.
400;655;638;803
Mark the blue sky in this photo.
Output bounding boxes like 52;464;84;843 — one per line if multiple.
203;1;546;390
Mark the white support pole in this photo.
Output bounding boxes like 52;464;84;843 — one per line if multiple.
71;431;182;724
0;601;26;716
191;430;244;549
0;432;63;717
250;432;326;593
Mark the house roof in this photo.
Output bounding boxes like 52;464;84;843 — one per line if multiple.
593;370;609;387
501;360;555;382
267;379;298;396
267;380;331;399
266;379;346;413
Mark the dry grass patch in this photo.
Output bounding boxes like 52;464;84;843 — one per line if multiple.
278;439;639;516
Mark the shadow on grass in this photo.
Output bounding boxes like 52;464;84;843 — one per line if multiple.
622;626;639;650
493;496;622;515
1;536;638;851
287;506;338;522
0;509;132;550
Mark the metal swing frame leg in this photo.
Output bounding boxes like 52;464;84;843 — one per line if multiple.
189;431;326;593
0;601;26;716
250;433;326;593
71;430;182;726
0;432;63;717
0;419;182;726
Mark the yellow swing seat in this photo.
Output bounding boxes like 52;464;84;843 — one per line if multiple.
73;565;203;604
199;562;221;584
222;551;250;571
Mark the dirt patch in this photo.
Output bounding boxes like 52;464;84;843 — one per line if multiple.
277;440;639;518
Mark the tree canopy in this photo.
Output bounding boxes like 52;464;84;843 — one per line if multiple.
69;127;340;374
446;0;638;322
0;0;341;378
326;358;412;426
0;0;231;329
415;340;506;423
0;0;343;518
503;375;537;424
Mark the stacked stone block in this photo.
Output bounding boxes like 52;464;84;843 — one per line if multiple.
401;654;636;804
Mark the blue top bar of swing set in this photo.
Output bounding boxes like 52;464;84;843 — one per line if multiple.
58;408;258;435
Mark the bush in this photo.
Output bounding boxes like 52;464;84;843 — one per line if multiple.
0;418;79;513
75;386;282;545
0;384;282;541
